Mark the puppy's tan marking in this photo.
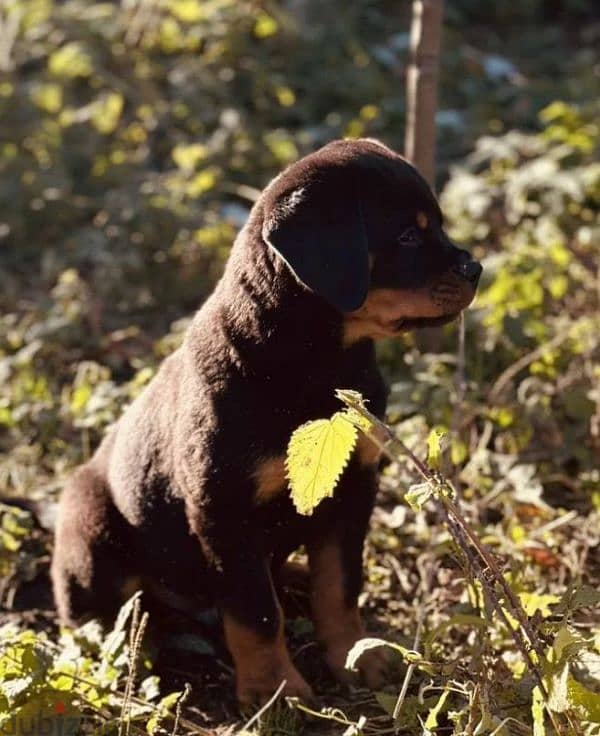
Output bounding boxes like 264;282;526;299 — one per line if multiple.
343;281;469;347
223;609;313;704
253;455;288;504
308;541;388;688
356;433;382;467
343;288;428;345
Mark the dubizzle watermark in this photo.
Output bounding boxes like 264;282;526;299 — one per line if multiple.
0;700;81;736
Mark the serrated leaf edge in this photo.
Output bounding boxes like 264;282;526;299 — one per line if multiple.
285;414;357;516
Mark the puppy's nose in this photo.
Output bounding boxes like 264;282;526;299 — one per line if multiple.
453;260;482;284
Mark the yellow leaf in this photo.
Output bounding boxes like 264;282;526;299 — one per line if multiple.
70;384;92;414
170;0;204;23
424;688;450;729
91;92;124;135
360;104;379;121
518;592;561;618
548;275;568;299
254;12;278;38
172;143;208;170
511;524;526;544
532;687;545;736
287;413;357;516
31;83;62;114
49;42;92;78
568;675;600;722
405;482;433;512
275;86;296;107
450;437;468;465
187;168;217;196
342;407;373;434
427;425;448;469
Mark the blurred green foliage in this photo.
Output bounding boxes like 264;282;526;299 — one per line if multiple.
0;2;599;731
0;0;597;522
0;593;185;732
1;0;597;326
382;100;599;507
442;100;599;467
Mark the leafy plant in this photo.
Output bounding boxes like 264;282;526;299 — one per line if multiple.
1;1;599;733
287;390;600;734
0;593;187;734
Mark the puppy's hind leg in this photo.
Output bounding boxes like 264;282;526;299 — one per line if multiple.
51;465;132;627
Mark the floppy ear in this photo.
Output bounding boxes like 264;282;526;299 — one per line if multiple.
262;183;370;312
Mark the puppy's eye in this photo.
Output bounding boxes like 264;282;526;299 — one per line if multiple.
397;226;421;247
416;211;428;229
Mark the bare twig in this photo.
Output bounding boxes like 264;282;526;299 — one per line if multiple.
487;331;571;403
392;558;434;731
443;508;547;697
335;389;571;733
119;598;148;736
405;0;445;187
455;311;467;409
170;683;191;736
0;7;21;72
451;311;467;486
240;679;288;732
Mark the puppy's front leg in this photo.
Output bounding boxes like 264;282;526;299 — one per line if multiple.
308;465;388;689
217;548;313;706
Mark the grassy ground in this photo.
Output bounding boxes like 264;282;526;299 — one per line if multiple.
1;2;599;733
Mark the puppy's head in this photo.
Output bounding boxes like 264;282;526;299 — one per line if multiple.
262;138;482;341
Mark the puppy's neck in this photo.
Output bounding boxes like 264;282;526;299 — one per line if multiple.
196;214;348;373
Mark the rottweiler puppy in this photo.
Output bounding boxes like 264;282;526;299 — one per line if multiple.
51;139;482;705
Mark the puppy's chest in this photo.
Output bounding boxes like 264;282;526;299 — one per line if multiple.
252;433;381;506
251;357;386;506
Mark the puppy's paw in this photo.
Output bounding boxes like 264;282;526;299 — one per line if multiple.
236;663;314;708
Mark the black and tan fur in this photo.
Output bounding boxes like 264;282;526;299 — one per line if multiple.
51;139;482;705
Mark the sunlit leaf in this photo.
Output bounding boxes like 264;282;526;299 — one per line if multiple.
518;592;560;618
405;482;433;512
254;12;278;38
170;0;204;23
31;83;63;114
424;688;450;729
342;407;374;435
275;86;296;107
346;638;388;671
346;637;423;672
546;661;570;713
147;690;184;734
287;413;357;515
568;676;600;723
187;168;218;196
101;591;142;660
172;143;208;171
426;426;448;469
91;92;124;135
48;42;92;78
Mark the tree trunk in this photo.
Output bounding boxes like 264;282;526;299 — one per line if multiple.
404;0;444;190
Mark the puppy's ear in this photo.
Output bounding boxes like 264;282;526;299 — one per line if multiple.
262;183;369;312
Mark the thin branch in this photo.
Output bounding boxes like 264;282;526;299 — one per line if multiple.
392;560;434;731
487;330;571;403
335;389;570;731
240;679;288;731
404;0;445;187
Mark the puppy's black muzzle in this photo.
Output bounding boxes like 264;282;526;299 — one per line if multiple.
445;241;483;287
453;260;483;285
